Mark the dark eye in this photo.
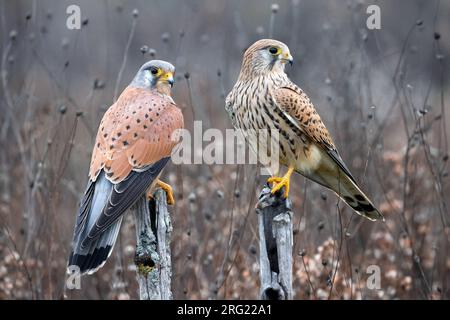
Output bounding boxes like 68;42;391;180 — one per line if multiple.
150;67;159;75
269;46;279;55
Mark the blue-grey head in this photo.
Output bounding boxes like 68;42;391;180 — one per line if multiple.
131;60;175;91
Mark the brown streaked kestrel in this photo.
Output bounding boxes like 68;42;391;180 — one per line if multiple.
68;60;184;274
226;39;384;221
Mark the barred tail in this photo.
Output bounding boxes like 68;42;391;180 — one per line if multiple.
301;149;385;222
68;217;123;275
337;173;384;221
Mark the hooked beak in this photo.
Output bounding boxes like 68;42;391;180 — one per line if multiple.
280;53;294;66
161;72;174;87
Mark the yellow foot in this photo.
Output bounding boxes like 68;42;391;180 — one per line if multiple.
267;167;294;198
147;179;175;205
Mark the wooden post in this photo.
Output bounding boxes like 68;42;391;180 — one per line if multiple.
133;188;173;300
256;186;293;300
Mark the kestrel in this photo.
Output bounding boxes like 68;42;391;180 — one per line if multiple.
226;39;384;221
68;60;184;274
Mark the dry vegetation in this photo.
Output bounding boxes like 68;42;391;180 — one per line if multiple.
0;0;449;299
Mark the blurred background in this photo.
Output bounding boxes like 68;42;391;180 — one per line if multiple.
0;0;449;299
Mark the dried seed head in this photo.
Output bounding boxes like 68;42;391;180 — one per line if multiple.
188;192;196;203
93;79;105;90
59;105;67;114
161;32;170;43
9;30;18;40
318;221;325;231
271;3;279;13
140;45;148;54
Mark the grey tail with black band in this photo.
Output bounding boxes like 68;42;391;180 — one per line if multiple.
68;157;170;274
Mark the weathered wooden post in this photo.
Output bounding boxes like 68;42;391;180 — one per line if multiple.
133;188;173;300
256;186;293;300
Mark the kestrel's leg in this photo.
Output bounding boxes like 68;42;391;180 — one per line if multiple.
267;166;295;198
146;179;175;205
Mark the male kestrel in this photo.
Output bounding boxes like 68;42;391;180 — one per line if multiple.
68;60;184;274
226;39;384;221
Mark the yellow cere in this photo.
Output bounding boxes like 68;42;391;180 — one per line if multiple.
161;72;173;80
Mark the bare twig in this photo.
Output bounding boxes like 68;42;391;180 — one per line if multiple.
113;12;137;101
